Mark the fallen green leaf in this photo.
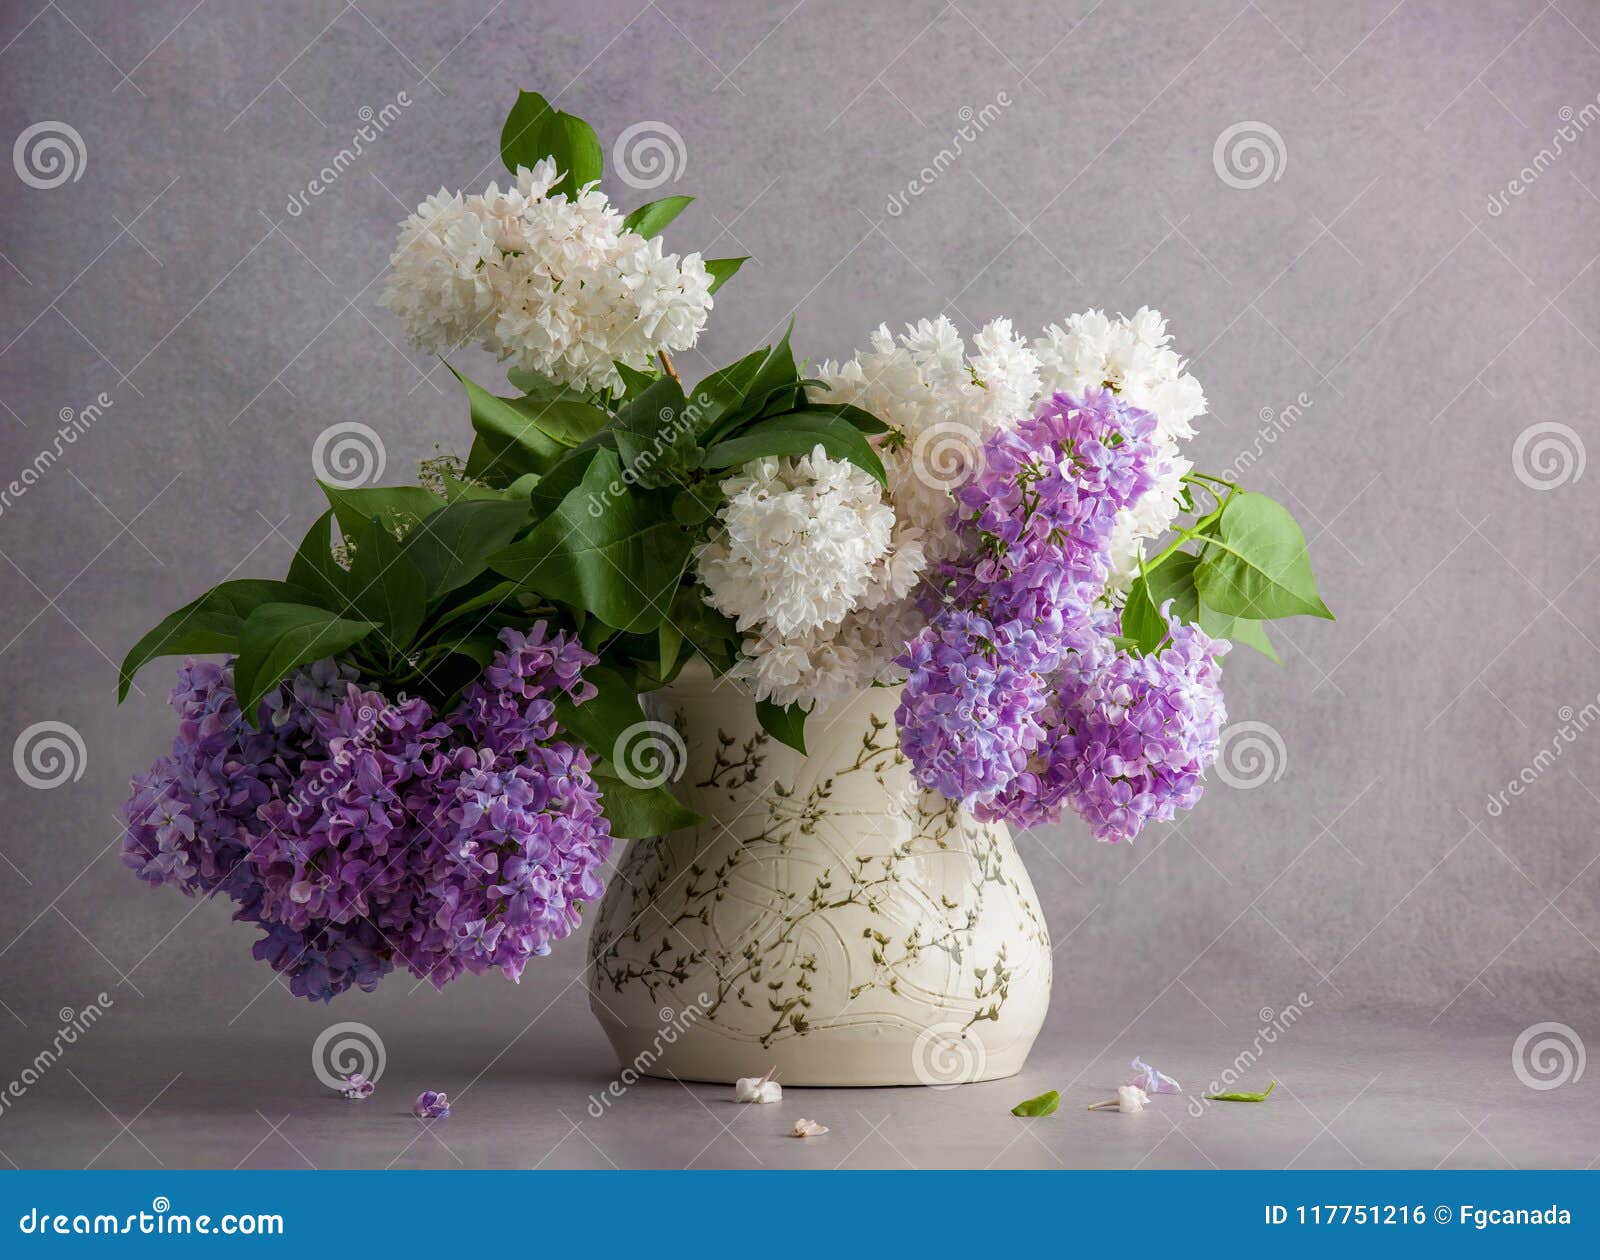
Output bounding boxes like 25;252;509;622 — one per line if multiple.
1010;1089;1061;1117
1205;1081;1275;1102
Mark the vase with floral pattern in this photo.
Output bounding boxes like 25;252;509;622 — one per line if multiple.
587;664;1052;1086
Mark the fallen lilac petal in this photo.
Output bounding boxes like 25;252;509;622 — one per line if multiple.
791;1118;828;1138
412;1090;450;1120
1088;1085;1149;1115
1128;1056;1181;1094
339;1073;374;1100
734;1068;782;1104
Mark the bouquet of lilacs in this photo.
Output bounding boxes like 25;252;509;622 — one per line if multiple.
117;90;1328;1005
695;311;1331;841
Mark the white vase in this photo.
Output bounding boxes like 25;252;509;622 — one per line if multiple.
586;665;1052;1087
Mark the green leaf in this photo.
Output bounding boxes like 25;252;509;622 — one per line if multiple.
756;699;807;755
345;518;428;651
592;768;701;839
610;362;658;401
622;195;694;239
1122;552;1202;653
701;412;887;485
804;398;892;434
527;445;607;518
499;90;602;199
453;364;611;484
427;631;501;669
1194;493;1333;622
1126;551;1281;660
285;510;352;612
551;666;649;765
487;448;693;633
1010;1090;1061;1118
1204;1081;1276;1102
426;579;523;631
658;618;684;675
233;603;379;719
1202;606;1277;661
613;375;696;488
118;579;319;701
704;256;747;294
698;324;800;443
319;483;445;538
505;364;568;396
436;470;538;504
402;499;531;598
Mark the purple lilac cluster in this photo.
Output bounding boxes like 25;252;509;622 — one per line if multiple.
971;616;1228;839
896;390;1228;843
122;625;612;1001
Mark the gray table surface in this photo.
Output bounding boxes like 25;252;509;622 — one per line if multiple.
3;1006;1592;1170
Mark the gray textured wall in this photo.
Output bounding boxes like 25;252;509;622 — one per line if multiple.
1;0;1597;1068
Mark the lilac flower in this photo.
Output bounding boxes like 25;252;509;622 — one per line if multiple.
974;611;1227;841
1127;1056;1182;1095
412;1090;450;1120
939;389;1159;648
898;391;1228;842
122;622;613;1003
894;611;1049;802
340;1073;375;1100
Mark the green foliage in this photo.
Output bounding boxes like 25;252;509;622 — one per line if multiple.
622;195;693;238
591;769;702;839
1205;1081;1275;1102
756;699;807;754
1010;1090;1061;1117
1120;483;1327;659
233;603;380;717
499;90;602;198
118;579;319;701
1193;492;1332;622
452;364;610;486
704;257;747;294
487;447;693;635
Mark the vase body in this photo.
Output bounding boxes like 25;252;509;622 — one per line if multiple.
586;667;1052;1086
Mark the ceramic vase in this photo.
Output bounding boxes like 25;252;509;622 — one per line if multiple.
587;665;1052;1086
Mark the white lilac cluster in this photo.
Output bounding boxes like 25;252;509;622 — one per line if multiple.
698;311;1205;709
820;317;1040;565
380;159;713;393
695;448;925;708
1034;308;1207;588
